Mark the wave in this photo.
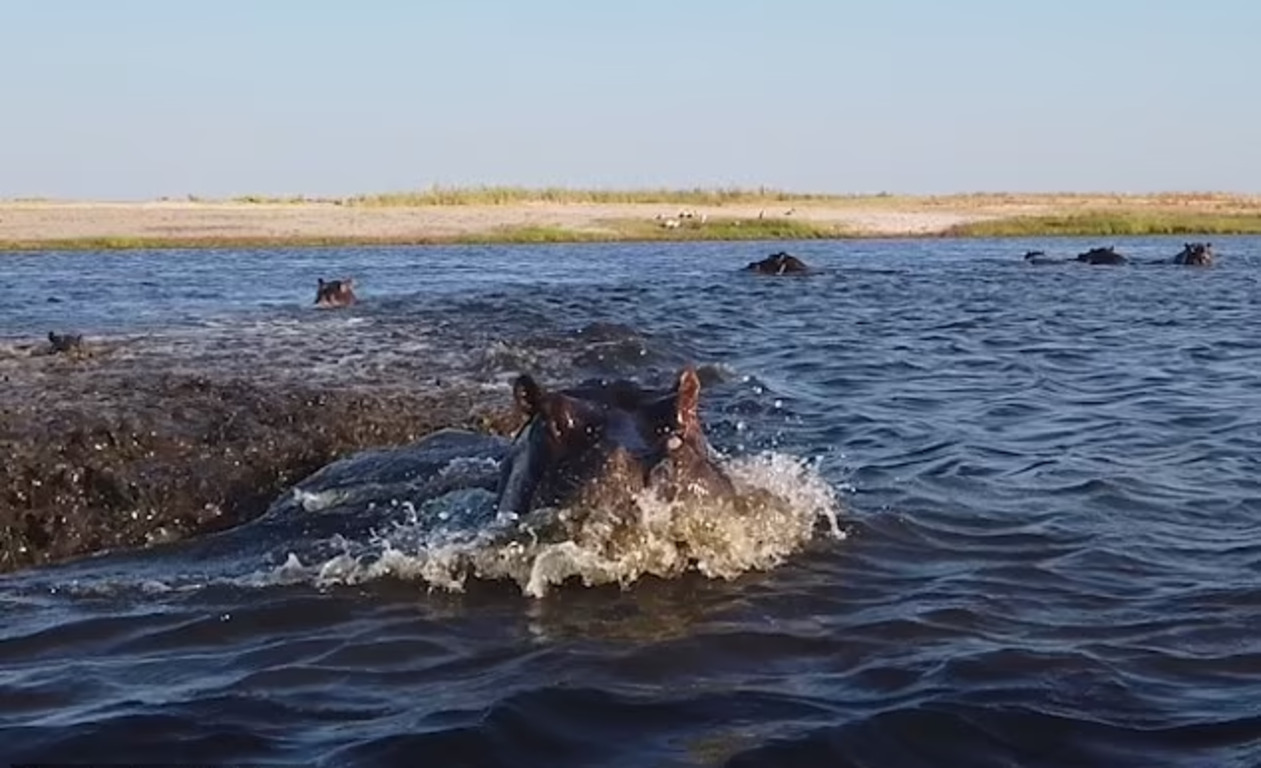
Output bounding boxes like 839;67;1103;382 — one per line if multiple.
258;450;845;599
724;704;1261;768
5;423;845;603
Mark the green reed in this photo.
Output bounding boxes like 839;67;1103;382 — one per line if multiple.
944;211;1261;237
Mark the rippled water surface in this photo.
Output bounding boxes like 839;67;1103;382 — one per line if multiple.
3;237;1261;766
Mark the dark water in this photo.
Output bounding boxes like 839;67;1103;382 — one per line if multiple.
3;237;1261;766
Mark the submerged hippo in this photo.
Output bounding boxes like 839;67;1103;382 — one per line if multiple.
1023;250;1063;265
46;331;84;354
495;365;735;516
314;277;357;308
1173;242;1214;266
745;252;809;275
1076;246;1127;265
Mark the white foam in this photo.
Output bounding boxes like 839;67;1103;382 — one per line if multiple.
258;451;847;598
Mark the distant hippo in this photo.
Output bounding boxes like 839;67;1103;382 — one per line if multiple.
47;331;84;354
1023;250;1062;265
1076;246;1127;265
1173;242;1213;266
745;252;809;275
495;365;735;516
315;278;357;308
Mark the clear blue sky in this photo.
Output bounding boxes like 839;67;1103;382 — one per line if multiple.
2;0;1257;199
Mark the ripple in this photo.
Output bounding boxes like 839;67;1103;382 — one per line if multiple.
2;238;1261;764
725;705;1261;768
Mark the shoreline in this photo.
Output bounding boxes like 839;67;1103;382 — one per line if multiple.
2;193;1261;250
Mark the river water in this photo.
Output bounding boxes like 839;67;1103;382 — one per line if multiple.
2;237;1259;766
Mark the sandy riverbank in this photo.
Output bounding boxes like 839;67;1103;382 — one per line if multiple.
1;193;1259;248
0;199;986;244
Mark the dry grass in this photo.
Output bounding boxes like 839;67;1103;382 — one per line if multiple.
204;187;1261;215
343;185;861;207
3;189;1260;249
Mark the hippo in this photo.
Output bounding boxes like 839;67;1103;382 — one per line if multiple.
46;331;84;354
1023;250;1062;265
495;364;735;517
315;277;357;308
1173;242;1213;266
745;252;809;275
1076;246;1127;265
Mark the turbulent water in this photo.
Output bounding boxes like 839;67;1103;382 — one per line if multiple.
2;237;1260;766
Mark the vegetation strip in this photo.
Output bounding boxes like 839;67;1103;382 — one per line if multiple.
945;211;1261;237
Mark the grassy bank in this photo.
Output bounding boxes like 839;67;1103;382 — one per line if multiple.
5;193;1261;251
8;188;1261;211
345;185;863;207
600;217;848;240
944;211;1261;237
0;235;456;251
492;216;851;242
0;218;852;251
234;187;1261;210
201;186;861;207
6;211;1259;251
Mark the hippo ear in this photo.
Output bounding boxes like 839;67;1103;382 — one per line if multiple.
512;374;545;417
318;278;326;287
514;377;592;443
541;395;587;442
675;365;701;434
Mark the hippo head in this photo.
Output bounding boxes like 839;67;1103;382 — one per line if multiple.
494;365;735;517
1175;242;1213;266
315;278;357;307
47;331;84;354
746;252;809;275
1076;246;1126;265
1023;250;1058;264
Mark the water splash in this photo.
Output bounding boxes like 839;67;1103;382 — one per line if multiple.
260;452;845;598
